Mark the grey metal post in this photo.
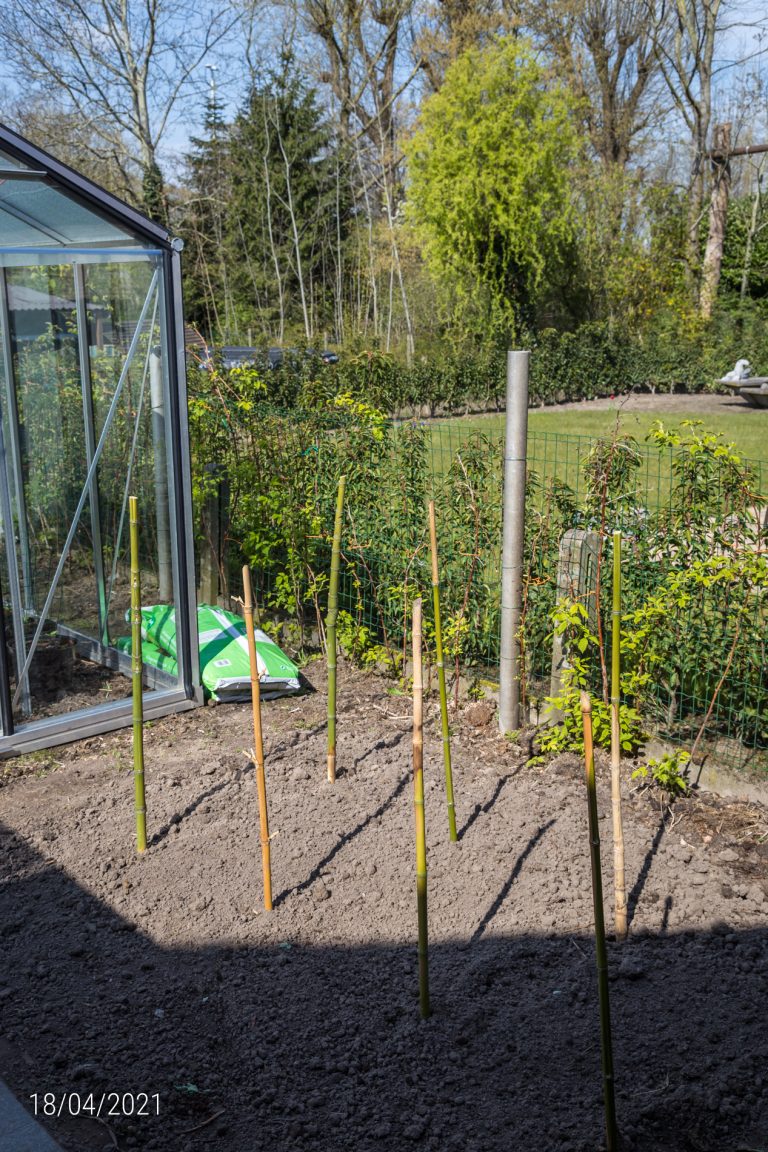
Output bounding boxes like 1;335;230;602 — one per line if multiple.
150;346;172;601
498;350;529;734
0;275;30;715
0;269;31;611
74;263;108;643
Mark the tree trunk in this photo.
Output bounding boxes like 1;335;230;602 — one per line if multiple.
740;162;765;301
700;122;731;321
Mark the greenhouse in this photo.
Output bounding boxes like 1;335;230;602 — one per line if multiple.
0;123;200;755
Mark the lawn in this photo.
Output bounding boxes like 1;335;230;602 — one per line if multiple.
425;397;768;499
527;404;768;466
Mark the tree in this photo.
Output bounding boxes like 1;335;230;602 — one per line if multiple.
520;0;664;171
181;96;236;341
0;0;238;220
222;57;350;342
653;0;723;299
5;92;138;202
405;38;582;339
413;0;519;94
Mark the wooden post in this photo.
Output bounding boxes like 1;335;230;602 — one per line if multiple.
130;496;147;853
243;564;273;911
581;691;619;1152
412;598;430;1019
428;501;457;841
198;464;229;605
326;476;346;783
610;532;627;940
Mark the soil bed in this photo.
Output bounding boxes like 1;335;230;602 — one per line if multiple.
1;659;767;1152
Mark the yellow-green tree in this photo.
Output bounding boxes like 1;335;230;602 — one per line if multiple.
405;39;582;340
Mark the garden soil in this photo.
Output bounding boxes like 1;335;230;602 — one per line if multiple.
1;658;768;1152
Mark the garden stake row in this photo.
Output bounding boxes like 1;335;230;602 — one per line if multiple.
580;691;619;1152
428;501;457;842
412;597;431;1019
326;474;346;783
129;495;147;853
243;564;273;911
610;530;627;940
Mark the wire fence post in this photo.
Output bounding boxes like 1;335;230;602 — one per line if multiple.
499;349;529;735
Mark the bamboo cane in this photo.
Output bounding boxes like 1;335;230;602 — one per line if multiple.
580;691;619;1152
129;496;147;853
326;475;346;783
428;501;457;842
243;565;273;911
610;531;628;940
412;598;431;1019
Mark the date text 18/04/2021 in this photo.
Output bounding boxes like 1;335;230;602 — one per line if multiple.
29;1092;161;1119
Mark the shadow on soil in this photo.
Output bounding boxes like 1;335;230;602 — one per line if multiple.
1;822;767;1152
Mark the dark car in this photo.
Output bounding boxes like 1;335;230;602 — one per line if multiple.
199;346;340;371
267;347;339;369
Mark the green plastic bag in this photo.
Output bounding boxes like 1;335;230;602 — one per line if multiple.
138;604;300;701
115;635;178;678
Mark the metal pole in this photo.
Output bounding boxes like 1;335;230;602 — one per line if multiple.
0;541;15;735
74;262;108;643
149;346;172;601
498;349;529;734
163;247;201;704
0;271;30;715
0;269;31;612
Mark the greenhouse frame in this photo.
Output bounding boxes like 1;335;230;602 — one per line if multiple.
0;123;200;755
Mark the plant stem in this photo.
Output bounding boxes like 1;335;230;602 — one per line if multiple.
412;597;430;1019
243;564;272;911
610;531;627;941
129;496;147;853
326;475;346;783
428;501;457;842
690;617;741;765
580;691;619;1152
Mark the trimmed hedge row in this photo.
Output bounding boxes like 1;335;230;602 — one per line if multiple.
200;308;768;414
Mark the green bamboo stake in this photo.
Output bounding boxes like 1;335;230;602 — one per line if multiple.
610;530;628;940
130;496;147;853
412;597;431;1019
243;565;273;911
428;501;457;842
326;475;346;783
580;691;619;1152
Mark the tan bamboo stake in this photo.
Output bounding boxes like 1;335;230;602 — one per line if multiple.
412;598;431;1018
610;531;627;940
581;691;619;1152
129;496;147;853
428;501;457;842
243;564;273;911
326;475;346;783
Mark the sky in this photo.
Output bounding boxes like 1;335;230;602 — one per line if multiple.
1;0;767;180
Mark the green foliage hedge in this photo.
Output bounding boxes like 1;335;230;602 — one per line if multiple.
189;355;767;762
201;306;768;415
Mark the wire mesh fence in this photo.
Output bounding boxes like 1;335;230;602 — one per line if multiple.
200;407;767;772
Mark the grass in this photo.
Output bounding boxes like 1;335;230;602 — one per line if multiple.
528;405;768;466
425;398;768;500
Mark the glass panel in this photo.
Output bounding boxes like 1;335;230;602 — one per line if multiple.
0;149;31;169
0;179;145;247
0;249;163;268
85;260;175;640
1;256;182;726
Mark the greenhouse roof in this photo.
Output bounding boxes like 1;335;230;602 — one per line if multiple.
0;124;174;254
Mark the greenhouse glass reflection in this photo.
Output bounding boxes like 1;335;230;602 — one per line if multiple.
0;124;200;754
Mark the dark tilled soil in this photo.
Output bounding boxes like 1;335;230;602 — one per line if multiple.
1;659;768;1152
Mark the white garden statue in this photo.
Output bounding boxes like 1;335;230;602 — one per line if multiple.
720;359;752;382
